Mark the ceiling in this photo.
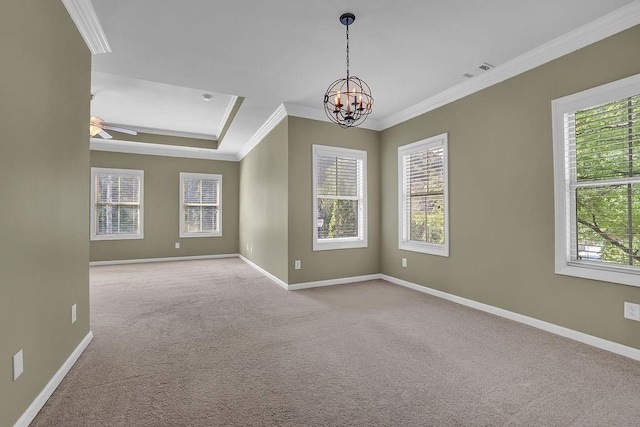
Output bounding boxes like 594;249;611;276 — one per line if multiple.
89;0;636;155
91;72;237;140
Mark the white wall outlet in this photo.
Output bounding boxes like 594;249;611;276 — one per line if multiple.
246;244;249;251
402;258;407;268
624;302;640;321
250;246;253;253
71;304;77;324
294;260;301;270
13;350;23;381
175;242;180;249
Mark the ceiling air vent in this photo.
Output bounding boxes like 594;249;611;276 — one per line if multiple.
463;62;495;78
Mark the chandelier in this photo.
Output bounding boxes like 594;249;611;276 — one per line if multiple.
323;13;373;128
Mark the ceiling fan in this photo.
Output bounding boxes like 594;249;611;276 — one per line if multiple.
90;116;138;139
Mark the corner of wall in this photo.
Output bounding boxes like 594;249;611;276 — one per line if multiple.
239;117;289;284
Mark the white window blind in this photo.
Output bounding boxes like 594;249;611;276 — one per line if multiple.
398;134;449;256
312;145;367;251
552;73;640;287
91;168;143;240
180;173;221;237
567;95;639;269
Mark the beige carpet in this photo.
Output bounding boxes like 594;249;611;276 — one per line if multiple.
32;258;640;426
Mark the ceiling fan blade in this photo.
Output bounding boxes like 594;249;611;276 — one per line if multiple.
90;125;102;137
103;125;137;136
98;130;112;139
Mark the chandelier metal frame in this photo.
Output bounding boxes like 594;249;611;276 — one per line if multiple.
323;13;373;128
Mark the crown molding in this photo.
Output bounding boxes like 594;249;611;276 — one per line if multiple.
379;0;640;130
282;103;382;131
219;95;239;133
61;0;111;55
237;104;288;160
110;124;217;141
236;102;381;160
90;138;238;162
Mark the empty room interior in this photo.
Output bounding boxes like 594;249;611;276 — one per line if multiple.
3;1;640;426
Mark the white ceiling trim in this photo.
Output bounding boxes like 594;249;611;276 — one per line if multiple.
219;95;239;135
90;138;238;162
282;103;382;131
235;102;379;161
237;104;288;160
110;124;217;141
61;0;111;55
379;0;640;130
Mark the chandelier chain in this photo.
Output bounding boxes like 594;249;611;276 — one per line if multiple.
346;23;350;79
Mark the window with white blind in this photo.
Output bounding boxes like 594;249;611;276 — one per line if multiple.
91;168;144;240
398;133;449;256
180;173;222;238
552;73;640;287
312;145;367;251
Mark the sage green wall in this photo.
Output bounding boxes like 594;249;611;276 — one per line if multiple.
0;1;91;425
287;117;380;284
239;119;289;283
90;151;239;261
380;26;640;349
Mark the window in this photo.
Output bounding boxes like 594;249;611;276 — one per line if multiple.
180;173;222;238
91;168;143;240
398;133;449;256
312;145;367;251
552;73;640;287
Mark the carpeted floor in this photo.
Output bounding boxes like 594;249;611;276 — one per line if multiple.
32;258;640;426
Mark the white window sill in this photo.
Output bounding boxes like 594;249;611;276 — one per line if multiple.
313;238;367;251
556;262;640;288
180;232;222;238
400;241;449;257
91;234;144;241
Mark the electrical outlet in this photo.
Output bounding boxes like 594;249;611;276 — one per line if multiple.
402;258;407;268
246;244;249;251
13;350;23;381
624;302;640;321
250;246;253;253
71;304;77;324
175;242;180;249
294;260;301;270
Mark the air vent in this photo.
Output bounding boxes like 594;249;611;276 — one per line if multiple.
463;62;495;78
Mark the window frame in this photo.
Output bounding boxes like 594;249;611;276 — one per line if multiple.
312;144;368;251
179;172;222;238
552;73;640;287
90;167;144;241
398;133;450;257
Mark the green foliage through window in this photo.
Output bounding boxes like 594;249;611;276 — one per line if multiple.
182;176;219;235
404;146;445;246
572;94;639;268
314;149;364;244
95;173;141;236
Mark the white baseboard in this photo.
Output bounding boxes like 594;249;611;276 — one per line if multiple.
381;274;640;362
239;256;289;290
14;331;93;427
87;252;640;362
288;274;382;290
237;257;640;363
90;253;239;266
239;256;380;291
